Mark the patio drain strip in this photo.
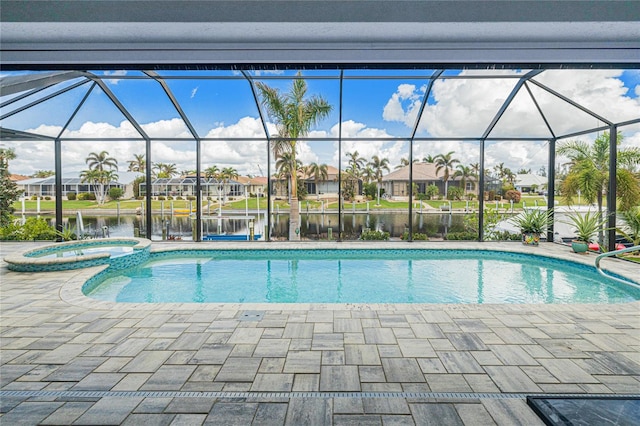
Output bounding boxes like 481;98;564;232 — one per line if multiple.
2;390;638;400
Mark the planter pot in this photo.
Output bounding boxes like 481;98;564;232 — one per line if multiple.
522;233;540;246
571;240;589;253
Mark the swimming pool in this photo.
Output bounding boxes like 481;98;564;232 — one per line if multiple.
84;249;640;304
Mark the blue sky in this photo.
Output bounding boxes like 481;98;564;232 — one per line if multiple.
1;68;639;178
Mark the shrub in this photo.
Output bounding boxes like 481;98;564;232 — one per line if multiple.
504;190;522;203
401;231;428;240
447;186;464;201
77;192;96;201
175;196;183;200
187;195;196;201
108;187;124;201
167;196;173;200
363;182;378;199
22;217;57;240
425;184;439;200
157;196;166;201
31;195;38;200
1;217;57;241
0;218;22;240
360;229;390;241
132;175;146;199
66;192;77;200
445;231;478;240
44;196;51;200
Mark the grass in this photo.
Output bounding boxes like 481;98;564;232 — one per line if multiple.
13;196;550;213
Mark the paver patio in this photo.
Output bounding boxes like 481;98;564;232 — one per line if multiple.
1;241;639;425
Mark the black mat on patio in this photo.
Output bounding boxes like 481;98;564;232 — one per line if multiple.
526;396;640;426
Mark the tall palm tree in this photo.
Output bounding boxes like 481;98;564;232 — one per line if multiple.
83;151;118;204
275;152;302;202
435;151;460;198
256;71;333;240
558;131;640;214
369;155;390;205
127;154;145;172
86;151;118;172
306;162;328;198
454;164;474;197
346;151;366;174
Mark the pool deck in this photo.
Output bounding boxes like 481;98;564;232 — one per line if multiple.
1;241;639;425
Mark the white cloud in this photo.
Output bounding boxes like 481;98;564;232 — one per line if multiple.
382;83;423;126
103;70;127;85
381;70;640;171
190;86;199;98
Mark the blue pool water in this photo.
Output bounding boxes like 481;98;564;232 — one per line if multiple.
84;249;640;304
28;241;137;259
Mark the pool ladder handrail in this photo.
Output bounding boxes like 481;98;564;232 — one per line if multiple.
594;245;640;289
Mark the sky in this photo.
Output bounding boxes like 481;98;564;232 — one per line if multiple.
1;68;640;180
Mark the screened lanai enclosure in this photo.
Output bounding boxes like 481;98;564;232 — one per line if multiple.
1;67;639;246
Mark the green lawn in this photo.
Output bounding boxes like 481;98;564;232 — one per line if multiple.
9;195;560;213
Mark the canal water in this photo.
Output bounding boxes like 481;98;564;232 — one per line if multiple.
35;212;468;241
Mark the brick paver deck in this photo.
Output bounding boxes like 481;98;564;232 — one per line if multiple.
1;241;639;425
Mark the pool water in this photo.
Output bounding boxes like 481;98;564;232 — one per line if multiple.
85;249;640;304
32;246;135;259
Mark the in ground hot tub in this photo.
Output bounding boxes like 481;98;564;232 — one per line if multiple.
4;238;151;272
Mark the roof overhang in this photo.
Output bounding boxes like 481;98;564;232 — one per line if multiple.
1;1;639;68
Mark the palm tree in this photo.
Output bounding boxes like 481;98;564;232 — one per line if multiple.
558;132;640;214
79;168;102;203
204;165;220;180
435;151;460;198
275;152;302;202
369;155;390;205
422;154;436;163
306;162;328;198
127;154;145;172
83;151;119;204
454;164;475;197
361;165;375;185
32;170;55;178
395;157;411;169
256;72;333;240
153;163;178;179
346;150;366;175
220;166;239;203
86;151;117;172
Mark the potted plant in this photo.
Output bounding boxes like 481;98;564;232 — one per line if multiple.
563;210;608;253
509;208;553;246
